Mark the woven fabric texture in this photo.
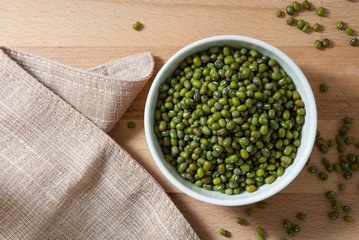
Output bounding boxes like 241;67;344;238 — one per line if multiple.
0;47;199;240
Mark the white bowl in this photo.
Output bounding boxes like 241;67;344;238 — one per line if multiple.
144;35;317;206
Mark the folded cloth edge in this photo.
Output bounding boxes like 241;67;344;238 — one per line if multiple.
0;47;155;132
1;47;155;82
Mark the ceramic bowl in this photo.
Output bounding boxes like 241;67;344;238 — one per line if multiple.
144;35;317;206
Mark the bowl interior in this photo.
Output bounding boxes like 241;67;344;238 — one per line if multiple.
145;35;317;206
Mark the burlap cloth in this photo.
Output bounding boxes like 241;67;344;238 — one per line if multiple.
0;47;199;240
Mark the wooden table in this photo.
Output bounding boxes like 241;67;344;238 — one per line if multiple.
2;1;358;239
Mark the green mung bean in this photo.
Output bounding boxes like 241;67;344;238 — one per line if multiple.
342;162;350;170
344;216;353;222
236;217;246;225
322;158;330;165
256;227;264;236
127;122;136;128
292;1;300;11
326;191;337;199
247;208;254;216
344;137;355;144
340;127;348;136
287;17;295;25
132;21;141;30
258;201;268;209
329;212;339;220
287;5;295;15
302;24;310;33
323;38;330;48
309;166;318;173
319;172;328;180
293;224;301;232
337;21;344;29
317;138;325;145
326;164;334;172
303;1;311;10
219;228;228;236
346;28;354;36
313;23;320;31
344;117;354;123
338;145;345;153
320;83;328;92
348;154;357;163
315;40;322;49
317;6;325;16
343;206;351;213
283;219;292;229
288;229;296;236
297;213;307;221
316;130;320;138
334;163;342;173
344;171;352;179
320;144;329;153
297;20;305;29
332;200;341;210
350;38;358;46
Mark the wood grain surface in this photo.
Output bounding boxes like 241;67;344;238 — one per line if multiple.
1;1;358;239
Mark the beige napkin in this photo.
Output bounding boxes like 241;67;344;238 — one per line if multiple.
0;47;199;240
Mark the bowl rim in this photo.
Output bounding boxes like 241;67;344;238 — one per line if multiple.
144;35;317;206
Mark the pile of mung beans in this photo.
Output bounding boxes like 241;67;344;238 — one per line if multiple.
276;1;358;48
314;117;359;181
154;46;305;194
307;117;357;225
